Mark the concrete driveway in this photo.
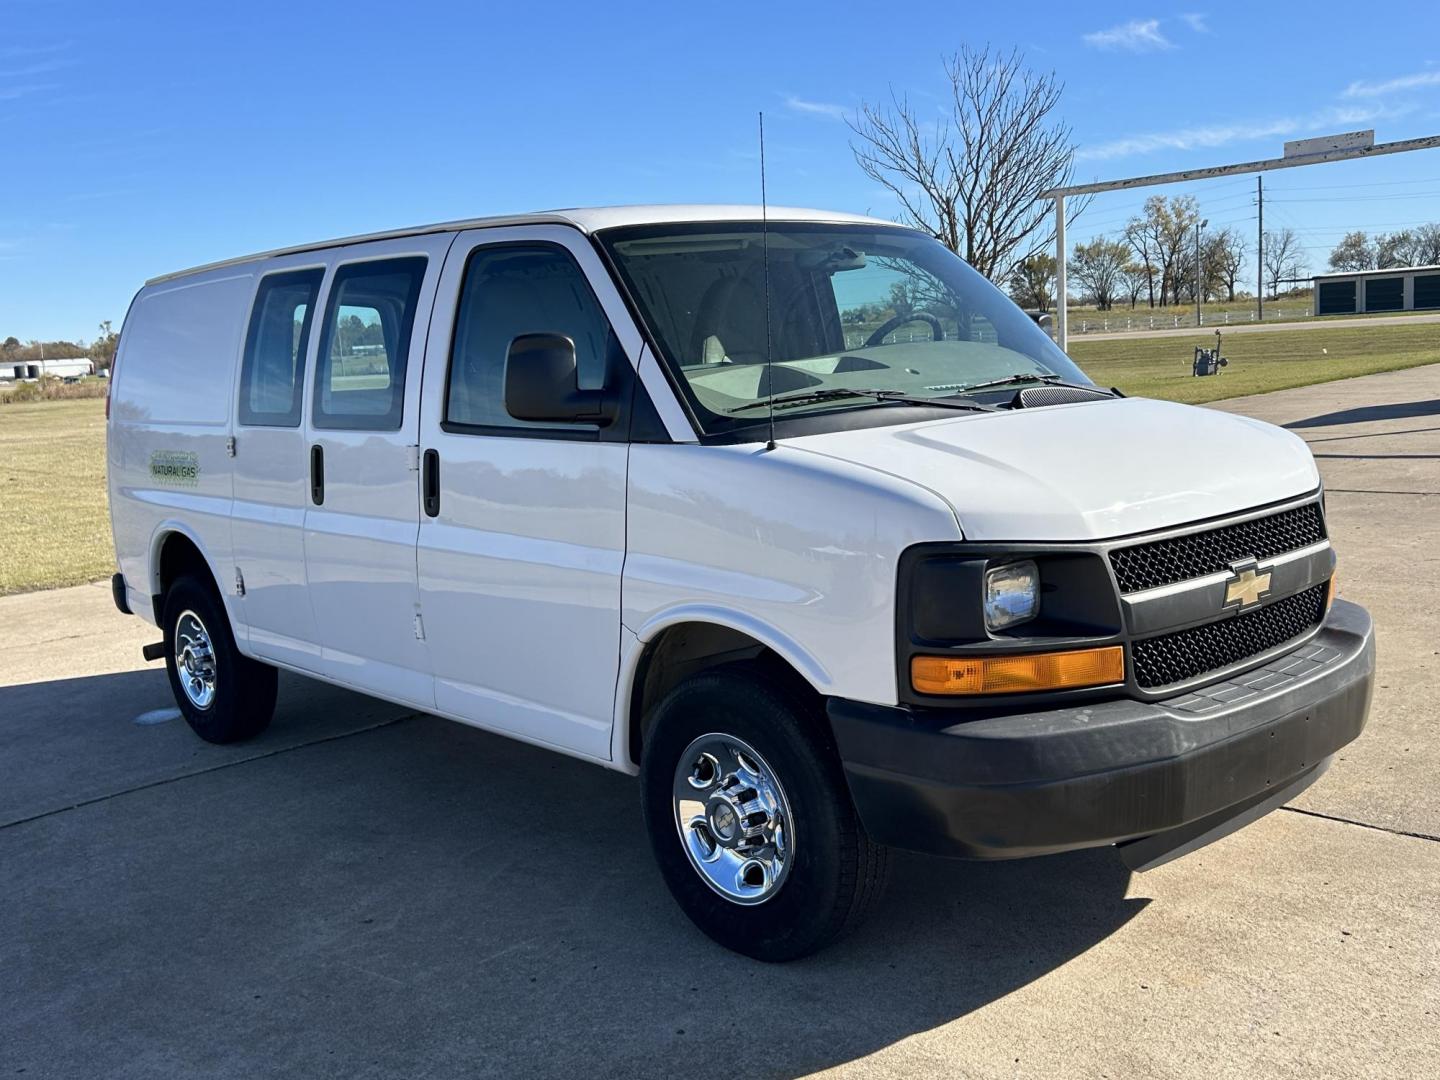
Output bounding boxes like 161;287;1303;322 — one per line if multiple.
4;367;1438;1079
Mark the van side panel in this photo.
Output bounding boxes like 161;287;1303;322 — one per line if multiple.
109;269;253;626
116;272;252;425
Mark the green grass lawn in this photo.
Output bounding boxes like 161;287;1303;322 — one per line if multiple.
0;398;112;595
1069;321;1440;404
0;325;1437;595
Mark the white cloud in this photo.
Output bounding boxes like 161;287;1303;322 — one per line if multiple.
1343;70;1440;98
1082;19;1173;52
783;95;849;121
0;42;71;60
1179;12;1208;32
0;84;54;101
1076;105;1400;161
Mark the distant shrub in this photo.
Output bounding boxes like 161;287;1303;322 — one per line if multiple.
0;375;108;405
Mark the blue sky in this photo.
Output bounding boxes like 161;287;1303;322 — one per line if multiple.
3;0;1439;341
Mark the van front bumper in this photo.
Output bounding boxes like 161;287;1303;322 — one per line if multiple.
828;599;1374;866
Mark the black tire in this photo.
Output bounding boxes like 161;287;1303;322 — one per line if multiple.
162;574;277;744
640;666;889;961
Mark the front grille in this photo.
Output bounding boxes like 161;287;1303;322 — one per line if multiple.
1110;502;1326;593
1131;583;1328;689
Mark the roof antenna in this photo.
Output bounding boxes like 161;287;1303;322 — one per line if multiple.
759;111;777;452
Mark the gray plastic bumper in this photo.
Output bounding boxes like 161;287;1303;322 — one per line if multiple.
828;600;1375;864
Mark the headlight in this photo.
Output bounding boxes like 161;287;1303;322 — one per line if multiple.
984;560;1040;631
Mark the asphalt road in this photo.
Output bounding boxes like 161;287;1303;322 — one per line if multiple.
4;366;1438;1079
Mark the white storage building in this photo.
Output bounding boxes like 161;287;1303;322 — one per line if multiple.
4;357;94;380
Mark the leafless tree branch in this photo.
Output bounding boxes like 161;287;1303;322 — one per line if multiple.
848;45;1087;283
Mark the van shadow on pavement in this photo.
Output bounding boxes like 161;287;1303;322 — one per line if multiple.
3;672;1145;1079
1285;397;1440;429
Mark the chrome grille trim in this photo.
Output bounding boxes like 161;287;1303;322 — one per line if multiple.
1121;540;1334;637
1110;499;1327;594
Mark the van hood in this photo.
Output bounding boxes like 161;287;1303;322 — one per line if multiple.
787;397;1319;541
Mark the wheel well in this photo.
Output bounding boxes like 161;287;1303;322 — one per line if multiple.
155;532;216;603
627;622;819;767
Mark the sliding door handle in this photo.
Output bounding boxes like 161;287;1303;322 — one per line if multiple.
422;448;440;517
310;444;325;505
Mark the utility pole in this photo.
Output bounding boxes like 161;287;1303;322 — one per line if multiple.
1256;176;1264;320
1195;217;1208;328
1054;195;1067;350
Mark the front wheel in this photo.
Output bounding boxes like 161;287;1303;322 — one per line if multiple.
162;575;277;744
640;667;889;961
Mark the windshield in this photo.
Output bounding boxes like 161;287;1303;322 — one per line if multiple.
598;221;1091;436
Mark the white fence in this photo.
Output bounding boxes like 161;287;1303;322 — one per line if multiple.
1070;309;1306;335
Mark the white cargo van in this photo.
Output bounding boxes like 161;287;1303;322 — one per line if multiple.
108;206;1373;960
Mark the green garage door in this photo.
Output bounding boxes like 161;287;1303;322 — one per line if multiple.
1414;274;1440;310
1364;276;1404;312
1317;280;1356;315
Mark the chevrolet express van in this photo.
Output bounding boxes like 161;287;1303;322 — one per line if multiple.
108;206;1374;960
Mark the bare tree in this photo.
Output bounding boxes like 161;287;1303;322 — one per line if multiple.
850;45;1084;281
1376;230;1416;268
1262;228;1306;297
1410;223;1440;266
1123;220;1159;307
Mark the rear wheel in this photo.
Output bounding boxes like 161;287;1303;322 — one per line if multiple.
162;575;277;744
640;667;889;961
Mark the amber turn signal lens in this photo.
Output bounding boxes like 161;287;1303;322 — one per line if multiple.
1326;565;1339;613
911;646;1125;696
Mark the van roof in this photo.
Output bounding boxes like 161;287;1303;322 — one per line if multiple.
145;204;900;285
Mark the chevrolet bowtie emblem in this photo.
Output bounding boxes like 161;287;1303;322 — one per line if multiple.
1224;559;1272;609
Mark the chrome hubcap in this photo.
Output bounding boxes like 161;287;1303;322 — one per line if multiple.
673;733;793;905
174;610;216;710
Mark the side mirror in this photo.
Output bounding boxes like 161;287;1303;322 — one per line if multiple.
504;333;616;426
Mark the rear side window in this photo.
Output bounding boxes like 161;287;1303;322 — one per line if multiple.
313;257;427;430
238;269;322;427
445;244;613;432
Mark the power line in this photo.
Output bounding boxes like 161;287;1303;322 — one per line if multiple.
1267;175;1440;192
1267;190;1440;203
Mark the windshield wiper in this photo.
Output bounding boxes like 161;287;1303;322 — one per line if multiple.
729;388;994;414
946;372;1111;396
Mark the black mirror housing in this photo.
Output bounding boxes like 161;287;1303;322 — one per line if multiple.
504;333;617;425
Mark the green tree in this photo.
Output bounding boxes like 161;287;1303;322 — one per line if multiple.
1124;195;1199;306
1210;228;1246;302
1008;253;1055;312
1328;231;1375;272
1120;261;1149;309
90;320;119;371
1070;237;1130;310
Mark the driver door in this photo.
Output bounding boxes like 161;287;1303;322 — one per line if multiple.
415;226;641;759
